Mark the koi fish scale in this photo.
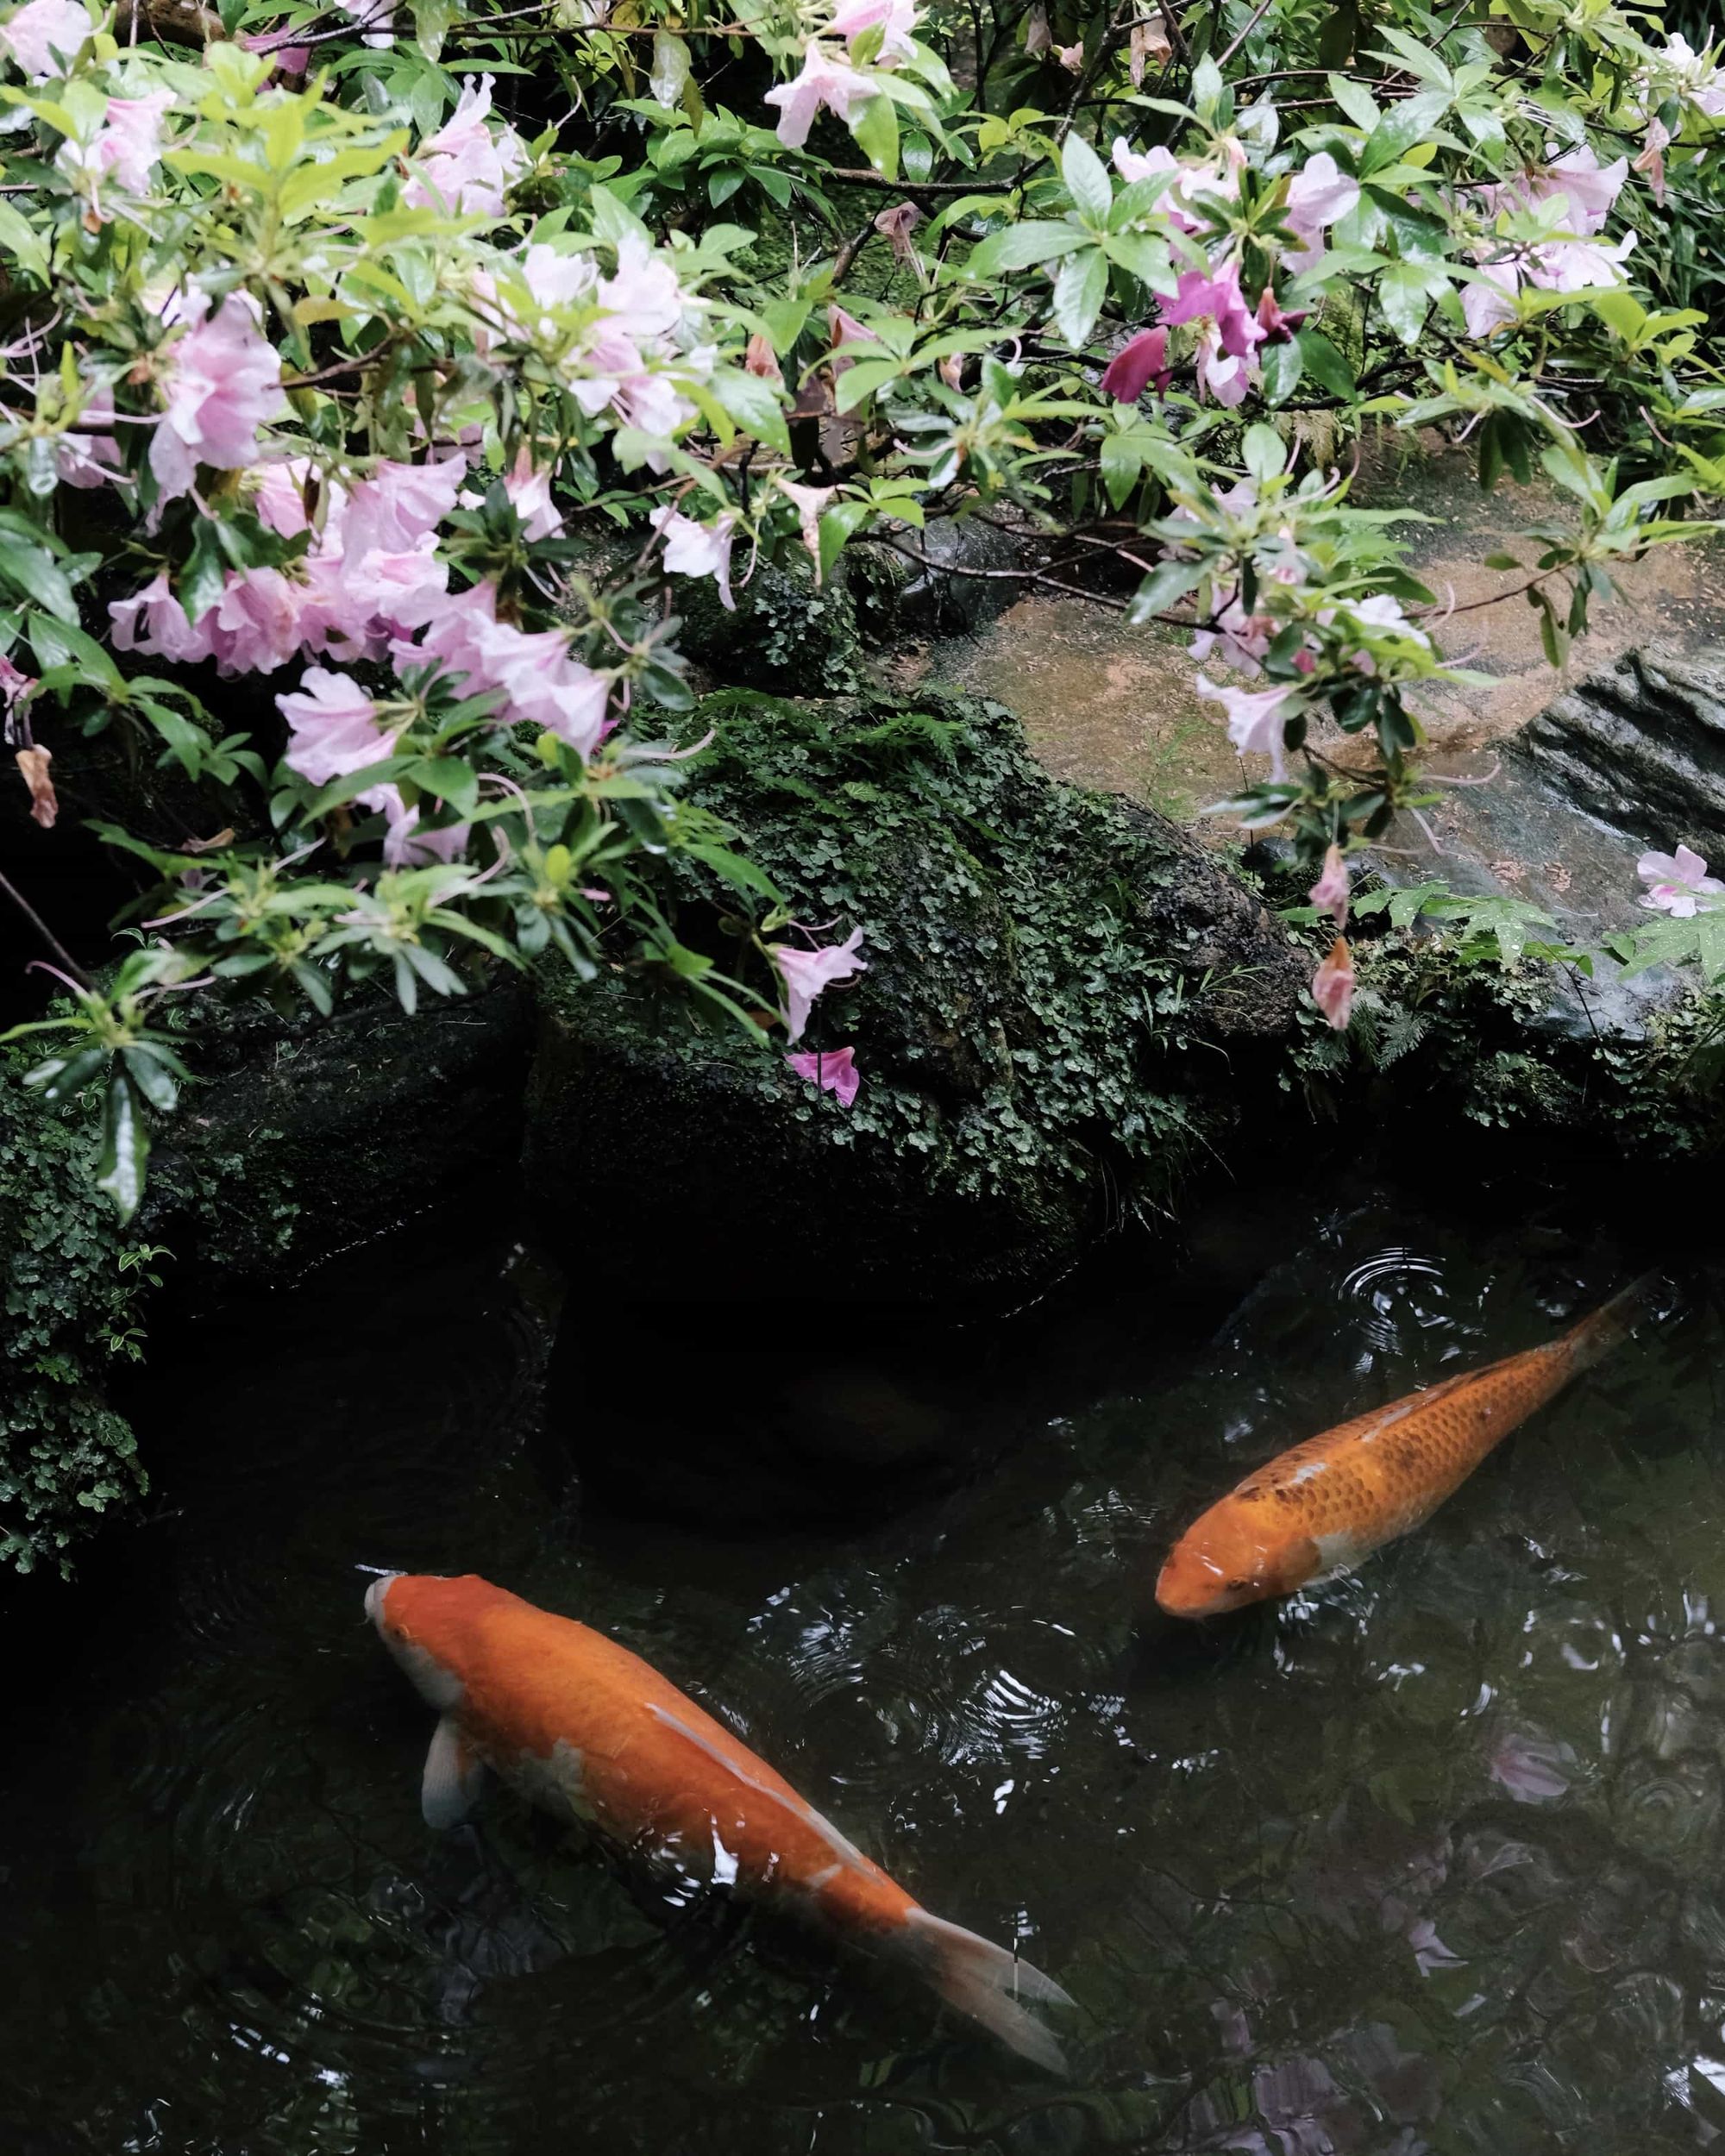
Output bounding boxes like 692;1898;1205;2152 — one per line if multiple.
367;1571;1071;2069
1157;1280;1651;1618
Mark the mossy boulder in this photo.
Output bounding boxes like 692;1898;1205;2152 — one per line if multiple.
524;686;1306;1313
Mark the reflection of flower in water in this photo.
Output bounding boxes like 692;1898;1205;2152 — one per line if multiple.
1490;1730;1574;1802
1406;1917;1464;1977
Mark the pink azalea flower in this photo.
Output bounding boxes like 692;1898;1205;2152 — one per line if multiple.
0;650;35;724
1312;936;1355;1030
0;0;89;78
1283;152;1359;272
405;77;525;218
1195;675;1295;774
342;455;467;557
58;91;172;204
57;383;122;489
248;457;323;537
1464;230;1636;335
209;566;311;674
1308;844;1349;928
1407;1918;1465;1976
1195;323;1251;406
363;783;471;865
505;448;563;540
151;293;286;501
110;573;210;664
600;233;685;342
335;0;393;46
1111;136;1240;231
768;926;867;1043
764;43;876;149
1637;843;1725;916
1189;594;1275;674
786;1044;861;1106
411;580;611;756
829;0;917;64
654;505;736;610
1100;326;1170;403
309;543;450;661
238;28;310;77
277;667;395;784
1522;146;1628;235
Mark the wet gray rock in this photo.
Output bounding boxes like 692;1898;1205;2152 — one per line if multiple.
1366;643;1725;1042
1512;646;1725;849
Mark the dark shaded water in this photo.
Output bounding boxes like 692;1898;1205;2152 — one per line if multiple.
4;1180;1724;2154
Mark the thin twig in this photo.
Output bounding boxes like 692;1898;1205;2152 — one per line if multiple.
0;868;94;988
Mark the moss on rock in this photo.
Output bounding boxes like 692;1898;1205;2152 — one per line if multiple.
0;1059;147;1572
525;686;1307;1311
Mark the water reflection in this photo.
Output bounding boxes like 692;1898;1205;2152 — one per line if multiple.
3;1189;1724;2152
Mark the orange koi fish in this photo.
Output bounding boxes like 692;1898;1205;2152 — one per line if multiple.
1156;1275;1654;1619
367;1572;1069;2067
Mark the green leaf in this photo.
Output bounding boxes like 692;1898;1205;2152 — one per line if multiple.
96;1072;148;1226
179;520;229;627
684;840;784;902
1260;339;1304;407
712;367;791;455
1697;906;1725;983
1051;245;1107;347
964;222;1089;279
1127;558;1201;623
1327;72;1380;130
0;538;78;624
1242;423;1287;481
120;1044;178;1112
1378;261;1432;345
850;91;899;179
1295;328;1356;398
1062;130;1113;221
415;755;480;815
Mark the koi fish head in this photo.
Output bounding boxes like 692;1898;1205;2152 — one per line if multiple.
1155;1501;1310;1619
367;1571;512;1708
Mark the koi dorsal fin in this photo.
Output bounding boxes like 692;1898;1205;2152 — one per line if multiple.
641;1699;872;1877
422;1713;487;1830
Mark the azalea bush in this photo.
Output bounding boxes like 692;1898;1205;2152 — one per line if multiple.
1;0;1723;1213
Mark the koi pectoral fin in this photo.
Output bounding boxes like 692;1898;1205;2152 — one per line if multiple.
422;1714;487;1830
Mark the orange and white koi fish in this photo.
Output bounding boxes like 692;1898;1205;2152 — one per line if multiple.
1156;1275;1654;1619
367;1571;1070;2067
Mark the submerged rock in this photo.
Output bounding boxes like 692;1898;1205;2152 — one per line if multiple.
524;687;1306;1315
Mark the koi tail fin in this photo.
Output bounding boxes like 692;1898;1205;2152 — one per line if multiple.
898;1908;1073;2073
1567;1272;1661;1376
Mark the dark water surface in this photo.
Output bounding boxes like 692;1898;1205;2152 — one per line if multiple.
5;1179;1724;2155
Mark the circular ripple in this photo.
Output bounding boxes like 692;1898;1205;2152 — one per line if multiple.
1337;1248;1453;1358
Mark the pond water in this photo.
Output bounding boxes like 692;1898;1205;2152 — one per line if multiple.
4;1172;1724;2155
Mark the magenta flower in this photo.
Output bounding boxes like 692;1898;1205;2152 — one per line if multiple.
1100;327;1170;403
786;1044;861;1106
151;294;286;501
768;926;867;1043
277;667;394;785
1195;675;1295;775
0;0;90;78
764;43;876;149
405;77;525;217
1637;843;1725;916
1158;262;1262;360
1308;844;1349;928
873;199;923;263
1312;937;1355;1031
